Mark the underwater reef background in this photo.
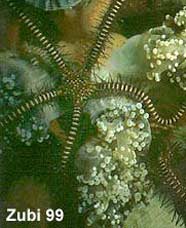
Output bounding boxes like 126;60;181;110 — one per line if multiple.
0;0;186;227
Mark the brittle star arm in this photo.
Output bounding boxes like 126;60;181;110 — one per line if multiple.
94;81;186;127
60;79;186;173
61;104;82;174
159;144;186;202
0;88;63;128
81;0;126;75
159;143;186;224
5;0;74;81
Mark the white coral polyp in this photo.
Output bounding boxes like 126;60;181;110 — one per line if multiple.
174;6;186;27
76;97;152;227
144;7;186;90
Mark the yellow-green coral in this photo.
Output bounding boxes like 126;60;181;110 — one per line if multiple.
144;7;186;90
76;96;153;227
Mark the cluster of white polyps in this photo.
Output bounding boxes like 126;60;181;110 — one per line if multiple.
76;97;153;227
0;72;24;118
16;114;50;146
144;6;186;90
0;52;60;148
174;6;186;27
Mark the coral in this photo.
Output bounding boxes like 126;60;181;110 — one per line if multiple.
144;7;186;90
76;97;152;227
1;113;50;149
91;34;148;84
93;6;186;93
1;0;186;227
16;114;50;146
0;53;25;117
0;51;60;149
85;97;151;149
77;151;153;227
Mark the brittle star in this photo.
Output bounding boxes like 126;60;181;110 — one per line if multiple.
159;142;186;225
1;0;186;181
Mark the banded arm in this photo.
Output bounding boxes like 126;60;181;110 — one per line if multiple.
61;105;82;173
81;0;126;74
0;88;63;127
5;0;74;80
159;145;186;203
96;82;186;127
159;143;186;224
